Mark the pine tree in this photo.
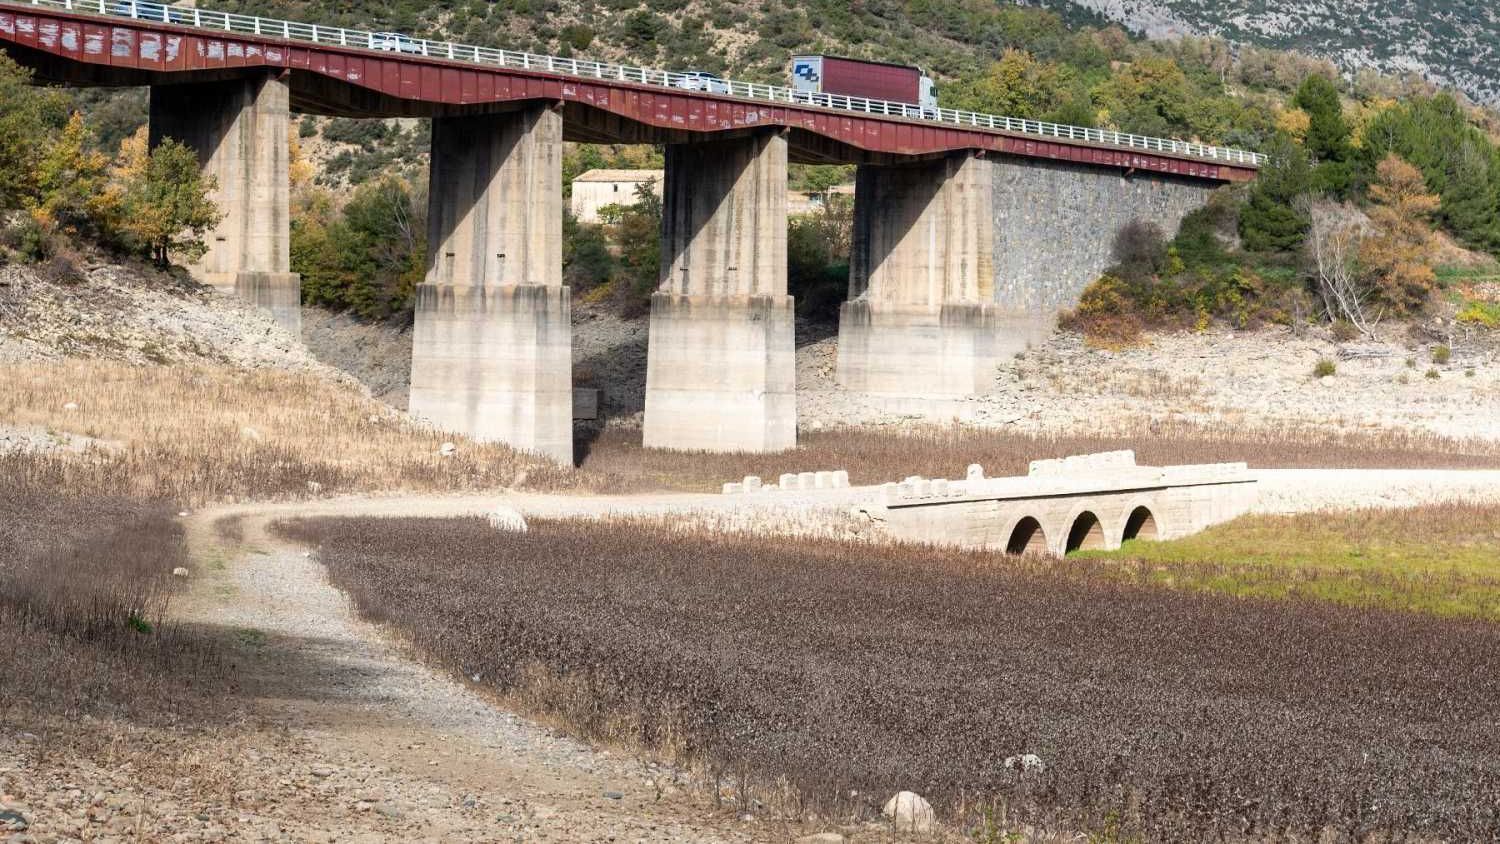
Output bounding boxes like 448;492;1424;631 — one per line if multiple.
1239;134;1314;253
1292;74;1352;196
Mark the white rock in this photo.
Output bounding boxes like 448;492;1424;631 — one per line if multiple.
62;401;79;411
367;414;381;424
486;507;528;533
171;567;190;578
239;425;261;441
1004;753;1046;774
306;480;323;495
177;510;190;517
882;791;935;833
722;482;744;495
438;441;457;457
796;834;845;844
966;463;985;481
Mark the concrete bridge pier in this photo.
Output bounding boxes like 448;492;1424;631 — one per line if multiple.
643;130;796;452
837;151;999;397
149;72;301;334
408;105;573;465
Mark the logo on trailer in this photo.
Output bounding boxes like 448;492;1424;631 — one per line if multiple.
793;61;819;83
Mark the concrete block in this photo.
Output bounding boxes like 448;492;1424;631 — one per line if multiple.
233;272;301;335
572;388;599;420
409;283;573;466
837;300;999;396
642;294;796;452
722;482;743;495
780;473;798;489
967;464;985;481
797;471;816;490
932;479;949;497
832;470;850;488
815;471;833;489
743;475;762;491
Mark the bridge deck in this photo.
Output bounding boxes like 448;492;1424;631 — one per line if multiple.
0;0;1260;178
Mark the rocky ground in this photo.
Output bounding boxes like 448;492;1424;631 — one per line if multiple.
309;296;1500;441
6;259;1495;442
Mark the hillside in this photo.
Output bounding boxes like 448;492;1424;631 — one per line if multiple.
1043;0;1500;107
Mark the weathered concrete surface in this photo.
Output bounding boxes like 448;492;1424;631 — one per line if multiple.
424;106;563;290
839;151;998;396
644;130;794;452
643;293;796;452
409;106;572;465
872;451;1256;556
409;284;572;464
150;72;300;334
991;158;1215;346
837;301;997;396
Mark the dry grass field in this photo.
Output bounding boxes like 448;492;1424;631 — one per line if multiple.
578;422;1500;491
277;514;1500;841
0;361;581;503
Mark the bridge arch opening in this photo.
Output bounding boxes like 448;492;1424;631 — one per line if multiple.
1065;511;1106;554
1005;517;1047;556
1122;506;1158;543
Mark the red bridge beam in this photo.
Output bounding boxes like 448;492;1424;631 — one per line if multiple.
0;5;1256;181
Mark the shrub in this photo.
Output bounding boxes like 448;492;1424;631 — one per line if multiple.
1057;273;1144;348
1313;357;1337;378
1331;319;1359;342
1432;343;1452;364
1426;367;1440;379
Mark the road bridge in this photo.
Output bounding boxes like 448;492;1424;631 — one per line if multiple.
1;0;1264;462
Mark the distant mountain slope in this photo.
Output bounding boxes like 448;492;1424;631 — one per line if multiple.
1041;0;1500;106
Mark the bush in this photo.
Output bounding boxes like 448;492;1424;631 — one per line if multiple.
1432;344;1451;364
1058;274;1145;347
1331;319;1359;342
1313;358;1336;378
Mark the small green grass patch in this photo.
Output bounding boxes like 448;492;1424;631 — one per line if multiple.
1078;503;1500;620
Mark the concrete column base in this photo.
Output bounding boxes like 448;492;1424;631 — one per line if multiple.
836;300;998;396
643;293;795;453
409;283;573;465
207;271;301;335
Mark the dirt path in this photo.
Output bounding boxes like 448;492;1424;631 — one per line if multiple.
173;506;796;843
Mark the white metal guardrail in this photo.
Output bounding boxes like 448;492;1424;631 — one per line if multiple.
7;0;1267;167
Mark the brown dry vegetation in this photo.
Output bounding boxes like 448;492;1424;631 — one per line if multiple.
578;422;1500;491
278;515;1500;841
0;360;580;504
0;453;228;733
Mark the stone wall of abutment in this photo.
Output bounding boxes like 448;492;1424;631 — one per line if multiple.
876;481;1257;556
989;156;1217;351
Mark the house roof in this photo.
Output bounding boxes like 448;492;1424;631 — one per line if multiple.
573;169;664;183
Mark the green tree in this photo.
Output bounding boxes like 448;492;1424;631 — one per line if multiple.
563;211;614;290
1239;134;1314;253
603;182;661;316
0;55;69;212
30;112;112;239
1292;74;1352;195
295;178;425;319
118;139;221;268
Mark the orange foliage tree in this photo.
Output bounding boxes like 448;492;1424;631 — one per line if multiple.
1359;154;1440;314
